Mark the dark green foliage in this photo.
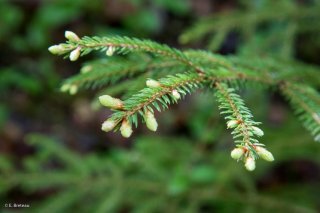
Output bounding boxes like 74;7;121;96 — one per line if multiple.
0;133;318;212
281;83;320;142
63;55;188;91
180;0;320;58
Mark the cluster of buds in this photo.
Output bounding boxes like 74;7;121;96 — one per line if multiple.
98;77;182;138
65;31;81;61
99;93;161;137
230;147;256;171
102;111;159;138
48;31;82;61
101;118;133;138
98;95;132;138
146;79;181;100
226;119;264;137
60;83;78;95
230;145;274;171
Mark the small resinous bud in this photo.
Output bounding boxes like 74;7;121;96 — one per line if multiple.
227;120;239;129
65;31;80;42
145;110;158;132
231;148;244;160
256;146;274;162
146;79;161;88
70;47;81;61
48;45;65;55
252;126;264;137
120;119;133;138
245;157;256;171
101;119;117;132
99;95;123;109
172;90;181;100
106;46;115;56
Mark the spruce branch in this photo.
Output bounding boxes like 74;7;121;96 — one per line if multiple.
61;58;147;93
49;32;320;171
214;82;274;170
281;83;320;142
185;50;274;86
102;72;206;137
180;2;320;53
49;32;205;74
60;56;185;93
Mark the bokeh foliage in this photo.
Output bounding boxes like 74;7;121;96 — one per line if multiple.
1;120;319;213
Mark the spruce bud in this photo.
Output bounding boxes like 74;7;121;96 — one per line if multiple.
69;47;81;61
106;46;115;56
120;119;133;138
256;147;274;162
227;120;239;129
230;148;244;160
65;31;80;42
172;90;181;100
98;95;123;109
146;79;161;88
101;119;116;132
60;84;70;92
252;126;264;137
69;85;78;95
48;45;65;54
245;157;256;171
80;65;92;73
145;110;158;132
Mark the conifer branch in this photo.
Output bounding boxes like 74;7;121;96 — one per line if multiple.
180;2;320;52
214;82;273;170
106;72;206;136
281;83;320;142
61;56;184;92
50;34;205;74
49;32;320;171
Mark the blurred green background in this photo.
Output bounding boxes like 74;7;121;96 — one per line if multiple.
0;0;319;212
